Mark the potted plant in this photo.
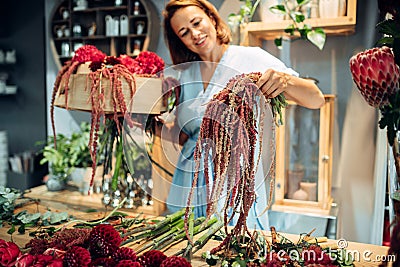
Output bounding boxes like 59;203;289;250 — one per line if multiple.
68;122;104;192
39;134;73;191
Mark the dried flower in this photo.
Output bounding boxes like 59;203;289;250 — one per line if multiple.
48;228;91;251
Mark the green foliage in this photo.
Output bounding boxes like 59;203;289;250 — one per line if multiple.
376;16;400;66
39;122;101;178
0;186;70;235
0;186;21;224
379;91;400;146
228;0;261;26
269;0;326;50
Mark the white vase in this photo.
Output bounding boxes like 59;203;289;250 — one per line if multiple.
259;0;284;22
319;0;341;18
300;182;317;201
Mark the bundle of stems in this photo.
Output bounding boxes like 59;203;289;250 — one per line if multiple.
121;208;223;256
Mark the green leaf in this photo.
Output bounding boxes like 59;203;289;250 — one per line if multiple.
377;19;400;37
269;4;286;15
7;224;15;235
294;12;305;23
49;212;69;224
274;37;282;48
18;224;26;234
284;24;295;35
297;0;312;6
306;28;326;50
375;36;394;47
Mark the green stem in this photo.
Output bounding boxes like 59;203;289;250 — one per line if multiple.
192;219;224;253
111;137;123;190
54;197;127;232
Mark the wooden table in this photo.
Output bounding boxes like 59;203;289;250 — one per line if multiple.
0;185;391;267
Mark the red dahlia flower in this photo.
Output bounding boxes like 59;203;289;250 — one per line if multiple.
349;46;400;107
88;224;122;258
160;256;191;267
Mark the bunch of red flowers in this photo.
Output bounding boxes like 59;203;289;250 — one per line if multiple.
0;224;191;267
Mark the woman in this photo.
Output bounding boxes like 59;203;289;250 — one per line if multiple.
161;0;325;230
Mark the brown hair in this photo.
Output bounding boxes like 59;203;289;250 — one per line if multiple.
163;0;231;65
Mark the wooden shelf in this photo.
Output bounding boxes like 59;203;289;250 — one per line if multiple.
50;0;159;69
241;0;357;46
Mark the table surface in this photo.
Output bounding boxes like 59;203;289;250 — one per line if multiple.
0;185;392;267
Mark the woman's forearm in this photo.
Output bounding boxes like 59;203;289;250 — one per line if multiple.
283;75;325;109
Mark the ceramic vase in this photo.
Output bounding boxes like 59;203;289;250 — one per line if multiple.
46;174;67;191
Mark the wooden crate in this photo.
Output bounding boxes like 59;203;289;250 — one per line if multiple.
54;73;166;114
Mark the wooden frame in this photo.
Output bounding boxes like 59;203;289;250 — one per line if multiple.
272;95;335;215
240;0;357;46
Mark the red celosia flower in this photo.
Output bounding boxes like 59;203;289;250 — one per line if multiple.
349;46;400;107
134;51;165;76
89;61;104;72
105;56;122;66
119;54;140;73
138;250;167;267
0;238;21;267
88;224;122;258
112;247;137;262
72;45;107;64
63;246;91;267
160;256;191;267
115;260;142;267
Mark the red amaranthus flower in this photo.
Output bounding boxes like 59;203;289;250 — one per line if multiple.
349;46;400;108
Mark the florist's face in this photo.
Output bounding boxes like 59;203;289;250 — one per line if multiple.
170;6;219;60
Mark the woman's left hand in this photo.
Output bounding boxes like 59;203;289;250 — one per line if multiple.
256;69;291;99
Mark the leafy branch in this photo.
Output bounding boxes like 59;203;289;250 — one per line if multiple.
270;0;326;50
228;0;261;26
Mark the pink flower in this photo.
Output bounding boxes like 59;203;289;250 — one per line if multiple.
0;239;21;267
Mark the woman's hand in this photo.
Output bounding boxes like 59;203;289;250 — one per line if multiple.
256;69;292;99
256;69;325;109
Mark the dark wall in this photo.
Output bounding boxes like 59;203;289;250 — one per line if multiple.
0;0;47;155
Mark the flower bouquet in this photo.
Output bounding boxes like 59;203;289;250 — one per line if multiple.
51;45;168;193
